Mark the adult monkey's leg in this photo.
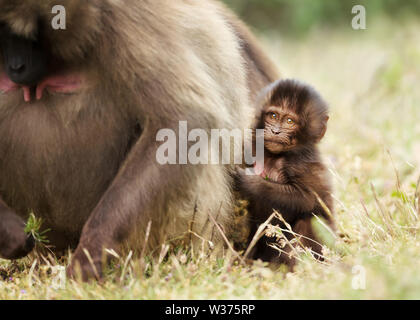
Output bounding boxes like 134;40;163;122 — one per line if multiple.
66;117;214;280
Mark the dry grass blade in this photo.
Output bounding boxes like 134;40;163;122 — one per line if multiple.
208;211;245;264
244;212;277;260
268;243;305;265
370;183;395;237
189;199;198;244
139;221;152;269
82;248;100;280
274;212;320;260
105;249;120;259
27;259;38;287
312;191;335;222
120;251;133;282
360;198;371;218
387;149;402;191
311;213;337;240
158;244;170;266
210;203;223;243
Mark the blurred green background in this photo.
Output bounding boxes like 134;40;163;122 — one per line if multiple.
223;0;420;35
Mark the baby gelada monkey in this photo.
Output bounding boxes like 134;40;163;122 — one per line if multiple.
237;79;334;266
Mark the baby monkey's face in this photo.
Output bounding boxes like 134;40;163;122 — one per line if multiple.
263;105;300;153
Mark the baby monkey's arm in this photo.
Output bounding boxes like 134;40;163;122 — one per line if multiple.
237;168;316;218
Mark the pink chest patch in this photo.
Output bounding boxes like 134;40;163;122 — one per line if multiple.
253;161;266;177
0;71;83;102
0;72;20;92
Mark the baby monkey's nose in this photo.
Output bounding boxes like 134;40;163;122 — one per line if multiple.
271;128;281;135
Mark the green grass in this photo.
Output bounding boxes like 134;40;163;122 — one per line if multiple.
1;19;420;300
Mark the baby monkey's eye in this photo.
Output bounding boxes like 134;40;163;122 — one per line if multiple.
286;118;295;125
268;112;278;120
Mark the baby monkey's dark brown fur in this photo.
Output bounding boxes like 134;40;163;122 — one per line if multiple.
237;79;334;266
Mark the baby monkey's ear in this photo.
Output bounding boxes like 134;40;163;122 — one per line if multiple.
316;115;329;142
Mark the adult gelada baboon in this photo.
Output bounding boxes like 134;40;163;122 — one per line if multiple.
0;0;278;280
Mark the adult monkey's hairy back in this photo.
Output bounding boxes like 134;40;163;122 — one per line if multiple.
0;0;278;280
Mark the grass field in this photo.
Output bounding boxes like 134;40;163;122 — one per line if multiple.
1;19;420;300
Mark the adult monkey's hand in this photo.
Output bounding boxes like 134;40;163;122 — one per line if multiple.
0;199;34;260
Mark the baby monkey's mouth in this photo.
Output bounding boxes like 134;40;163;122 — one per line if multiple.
0;71;83;102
